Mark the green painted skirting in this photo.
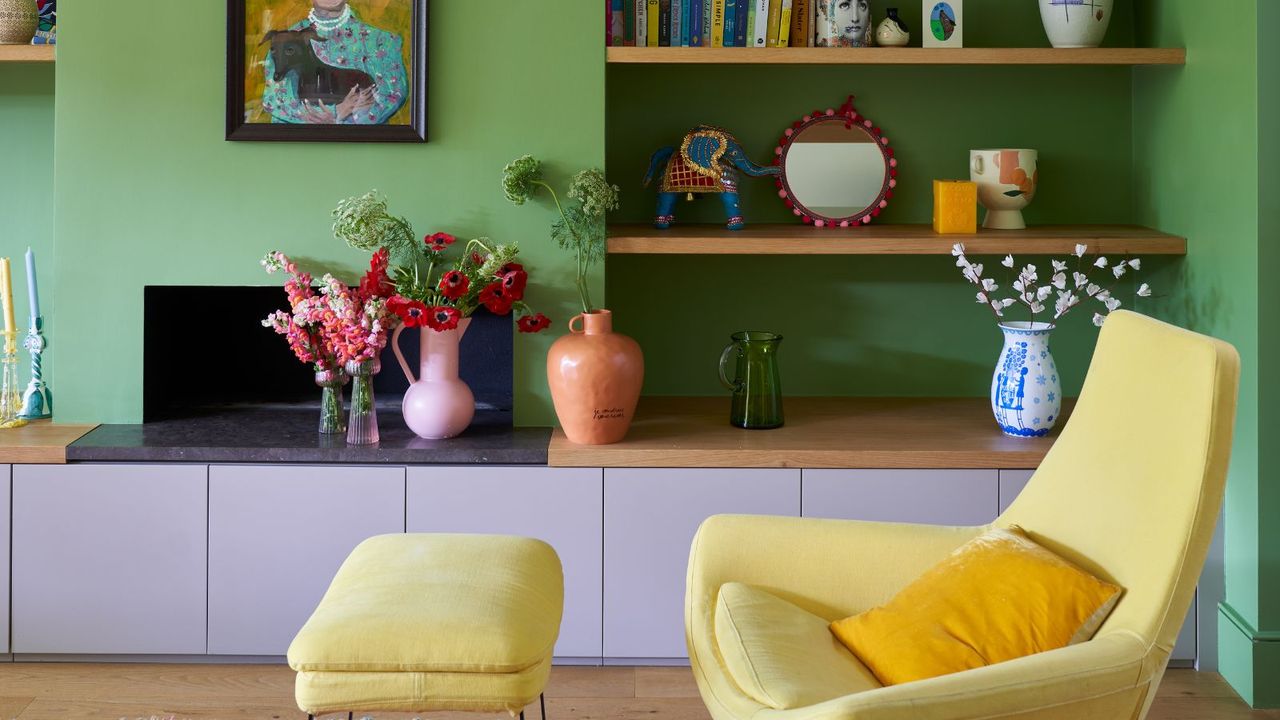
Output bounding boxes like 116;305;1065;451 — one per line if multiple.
1218;602;1280;708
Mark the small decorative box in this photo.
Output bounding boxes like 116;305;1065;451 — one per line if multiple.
933;180;977;234
923;0;963;48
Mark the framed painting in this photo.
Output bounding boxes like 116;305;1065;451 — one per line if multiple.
227;0;427;142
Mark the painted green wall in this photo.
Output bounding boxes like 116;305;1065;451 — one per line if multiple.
605;3;1164;401
0;64;55;391
51;0;604;425
1133;0;1272;706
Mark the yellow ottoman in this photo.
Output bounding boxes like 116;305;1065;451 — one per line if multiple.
288;534;564;718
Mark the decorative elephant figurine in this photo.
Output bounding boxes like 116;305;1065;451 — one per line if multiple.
644;125;781;231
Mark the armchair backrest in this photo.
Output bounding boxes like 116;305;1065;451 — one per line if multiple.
1000;311;1239;661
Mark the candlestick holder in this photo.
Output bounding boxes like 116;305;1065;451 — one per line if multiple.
19;316;51;419
0;331;20;425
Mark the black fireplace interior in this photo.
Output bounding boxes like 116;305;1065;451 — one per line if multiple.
143;286;513;423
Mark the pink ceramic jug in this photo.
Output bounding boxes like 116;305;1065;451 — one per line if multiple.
391;318;475;439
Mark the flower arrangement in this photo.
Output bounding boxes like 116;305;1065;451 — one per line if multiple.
502;156;619;313
951;243;1152;328
332;191;550;333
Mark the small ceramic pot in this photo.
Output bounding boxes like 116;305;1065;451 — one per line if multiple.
0;0;38;44
547;310;644;445
991;322;1060;438
971;149;1038;230
875;8;910;47
1039;0;1114;48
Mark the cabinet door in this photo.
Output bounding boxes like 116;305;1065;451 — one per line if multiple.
0;465;9;654
208;465;405;655
12;464;208;654
407;467;603;659
803;470;998;525
998;470;1036;514
604;468;801;660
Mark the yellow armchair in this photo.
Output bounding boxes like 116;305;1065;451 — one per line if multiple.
685;311;1239;720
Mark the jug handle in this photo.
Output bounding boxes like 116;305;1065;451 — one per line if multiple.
718;343;742;392
568;314;586;335
391;325;417;385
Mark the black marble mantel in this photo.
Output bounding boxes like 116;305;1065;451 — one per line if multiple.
67;407;551;465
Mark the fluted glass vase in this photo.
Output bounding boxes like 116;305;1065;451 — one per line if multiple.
345;358;381;445
315;368;348;435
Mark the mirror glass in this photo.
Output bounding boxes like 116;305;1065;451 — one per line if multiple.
782;120;888;221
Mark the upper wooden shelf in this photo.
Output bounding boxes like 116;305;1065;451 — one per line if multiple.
606;47;1185;66
549;397;1065;469
0;45;54;63
0;420;97;464
608;223;1187;256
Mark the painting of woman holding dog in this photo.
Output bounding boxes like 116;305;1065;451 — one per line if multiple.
246;0;411;125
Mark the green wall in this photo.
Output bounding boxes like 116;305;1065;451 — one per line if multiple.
51;0;604;425
0;64;55;391
605;3;1167;401
1133;0;1274;706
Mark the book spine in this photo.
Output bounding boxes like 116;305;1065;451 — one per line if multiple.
722;0;736;46
659;0;671;45
636;0;648;46
753;0;770;47
612;0;626;45
689;0;704;45
790;0;808;46
775;0;792;46
710;0;725;47
813;0;831;46
624;0;636;45
733;0;748;47
671;0;682;46
764;0;781;46
681;0;692;45
647;0;660;46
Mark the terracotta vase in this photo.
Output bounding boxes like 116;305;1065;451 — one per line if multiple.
391;318;475;440
547;310;644;445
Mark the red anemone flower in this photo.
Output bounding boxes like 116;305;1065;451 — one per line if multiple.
425;232;456;253
478;281;515;315
438;270;470;300
426;305;461;332
388;296;429;328
517;313;552;334
500;268;528;300
359;247;395;299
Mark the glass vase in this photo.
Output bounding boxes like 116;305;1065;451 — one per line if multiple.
315;368;348;435
345;358;381;445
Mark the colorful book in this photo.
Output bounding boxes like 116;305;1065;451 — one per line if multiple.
659;0;671;45
775;0;792;46
790;0;809;47
752;0;770;47
764;0;782;46
671;0;682;46
704;0;714;44
732;0;748;47
624;0;637;45
681;0;692;45
636;0;648;45
689;0;704;45
722;0;736;46
646;0;660;46
710;0;725;47
611;0;626;45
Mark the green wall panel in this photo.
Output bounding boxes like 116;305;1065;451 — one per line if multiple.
51;0;604;425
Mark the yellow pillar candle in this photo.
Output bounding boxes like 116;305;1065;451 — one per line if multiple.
933;180;978;235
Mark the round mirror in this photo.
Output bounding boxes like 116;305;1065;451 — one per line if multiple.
776;97;897;227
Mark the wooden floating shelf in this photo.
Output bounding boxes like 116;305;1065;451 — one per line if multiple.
606;46;1185;66
549;397;1066;469
0;420;97;464
0;45;54;63
608;223;1187;256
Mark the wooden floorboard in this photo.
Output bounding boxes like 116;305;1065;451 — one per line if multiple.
0;665;1271;719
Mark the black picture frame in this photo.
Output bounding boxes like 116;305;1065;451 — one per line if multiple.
226;0;428;143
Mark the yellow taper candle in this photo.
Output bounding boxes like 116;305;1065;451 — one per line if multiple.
0;257;13;337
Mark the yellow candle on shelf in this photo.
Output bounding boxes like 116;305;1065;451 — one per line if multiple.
933;180;978;235
0;257;13;336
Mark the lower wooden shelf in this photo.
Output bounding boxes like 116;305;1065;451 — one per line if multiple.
0;45;54;63
548;396;1066;469
0;420;97;464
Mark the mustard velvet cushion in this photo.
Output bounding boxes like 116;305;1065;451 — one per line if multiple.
714;583;881;710
287;534;563;714
829;526;1122;686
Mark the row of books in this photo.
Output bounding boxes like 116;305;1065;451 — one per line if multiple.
607;0;825;48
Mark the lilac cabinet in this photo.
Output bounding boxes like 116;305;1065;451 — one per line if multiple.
0;465;9;654
207;465;406;655
802;470;999;525
12;464;208;654
998;469;1036;513
407;467;603;659
603;468;801;660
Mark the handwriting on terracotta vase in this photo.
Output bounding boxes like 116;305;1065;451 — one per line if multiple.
593;408;625;420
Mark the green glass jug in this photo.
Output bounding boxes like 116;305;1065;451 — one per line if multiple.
718;331;784;429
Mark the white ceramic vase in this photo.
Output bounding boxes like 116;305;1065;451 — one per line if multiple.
1039;0;1114;48
991;322;1061;438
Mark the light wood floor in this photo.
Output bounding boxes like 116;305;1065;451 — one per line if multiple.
0;664;1273;720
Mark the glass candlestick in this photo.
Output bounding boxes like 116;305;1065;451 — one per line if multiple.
0;332;21;425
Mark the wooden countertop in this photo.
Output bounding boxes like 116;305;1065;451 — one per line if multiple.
549;397;1065;469
0;420;98;464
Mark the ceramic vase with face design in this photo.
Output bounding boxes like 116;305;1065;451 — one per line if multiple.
971;149;1038;230
816;0;872;47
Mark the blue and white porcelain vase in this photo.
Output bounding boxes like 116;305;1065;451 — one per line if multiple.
991;322;1061;438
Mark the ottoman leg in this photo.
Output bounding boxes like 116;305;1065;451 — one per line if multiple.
542;692;547;720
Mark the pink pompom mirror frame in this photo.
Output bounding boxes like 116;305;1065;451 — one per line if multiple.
774;95;898;228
